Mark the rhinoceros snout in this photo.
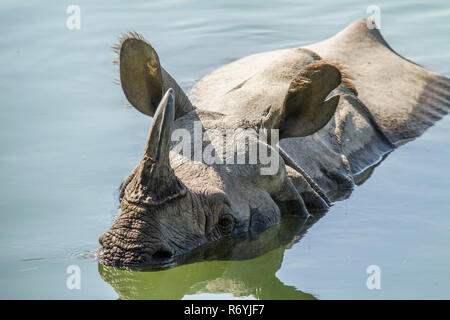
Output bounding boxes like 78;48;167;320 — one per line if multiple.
97;227;176;268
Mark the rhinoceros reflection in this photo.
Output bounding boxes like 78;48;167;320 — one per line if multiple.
98;215;321;300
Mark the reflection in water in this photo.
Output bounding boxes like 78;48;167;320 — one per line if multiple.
326;152;390;202
99;215;322;300
98;159;388;300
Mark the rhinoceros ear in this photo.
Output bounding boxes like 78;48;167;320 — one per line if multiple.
115;32;193;119
306;18;450;146
273;61;342;139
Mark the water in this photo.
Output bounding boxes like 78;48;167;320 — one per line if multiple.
0;0;449;299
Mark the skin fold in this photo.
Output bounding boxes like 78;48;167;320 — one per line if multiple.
97;19;449;268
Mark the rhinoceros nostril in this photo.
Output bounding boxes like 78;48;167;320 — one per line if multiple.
138;253;152;264
151;248;174;261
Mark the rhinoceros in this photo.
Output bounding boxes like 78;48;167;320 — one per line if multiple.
97;19;450;268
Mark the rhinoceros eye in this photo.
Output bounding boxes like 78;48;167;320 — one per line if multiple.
218;213;234;235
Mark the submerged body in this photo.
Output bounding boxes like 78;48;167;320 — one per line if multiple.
98;19;450;267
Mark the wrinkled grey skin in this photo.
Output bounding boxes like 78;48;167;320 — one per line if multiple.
98;19;449;268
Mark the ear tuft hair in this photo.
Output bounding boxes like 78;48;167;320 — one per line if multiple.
325;60;358;96
111;31;149;55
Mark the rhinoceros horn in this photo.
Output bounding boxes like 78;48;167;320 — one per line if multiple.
123;89;186;206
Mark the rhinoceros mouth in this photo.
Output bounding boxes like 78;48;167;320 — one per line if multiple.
95;242;180;270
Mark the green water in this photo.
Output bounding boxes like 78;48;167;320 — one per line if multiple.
0;0;449;299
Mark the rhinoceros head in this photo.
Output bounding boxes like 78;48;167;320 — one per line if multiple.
98;34;342;268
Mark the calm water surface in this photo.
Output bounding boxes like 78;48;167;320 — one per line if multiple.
0;0;449;299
